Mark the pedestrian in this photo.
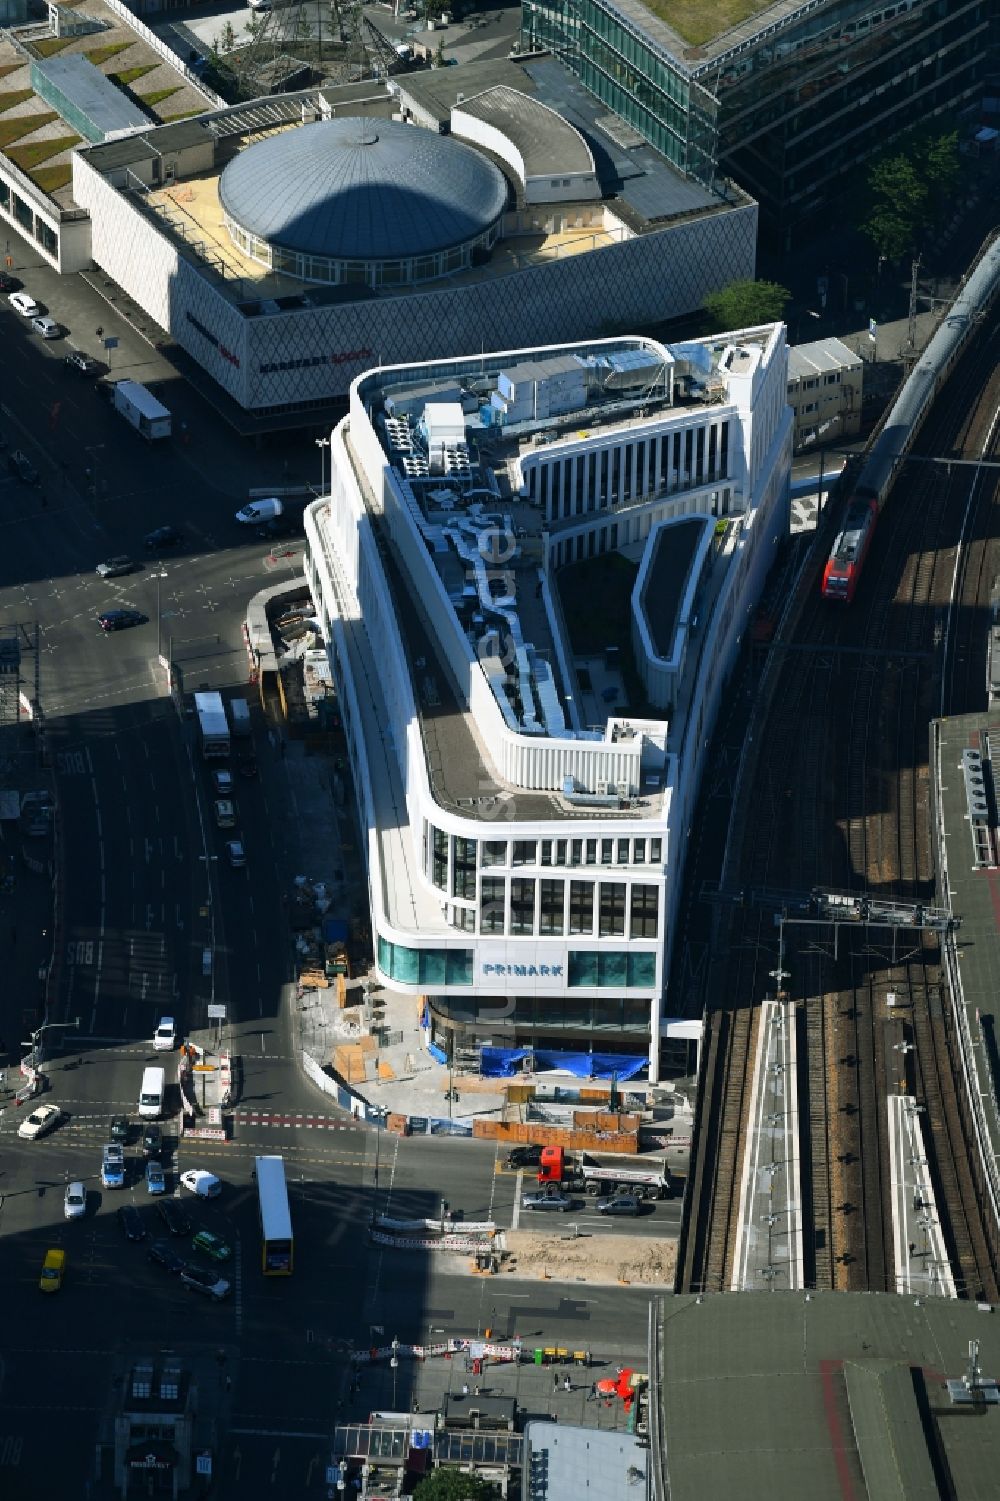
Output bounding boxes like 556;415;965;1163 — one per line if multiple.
96;326;103;339
461;1383;469;1397
474;1386;481;1396
587;1382;598;1402
552;1373;560;1394
224;1374;231;1391
563;1376;571;1392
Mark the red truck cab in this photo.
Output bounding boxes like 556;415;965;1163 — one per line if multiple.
537;1146;564;1184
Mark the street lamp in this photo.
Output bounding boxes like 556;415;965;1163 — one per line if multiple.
315;435;330;497
152;568;168;662
390;1337;399;1408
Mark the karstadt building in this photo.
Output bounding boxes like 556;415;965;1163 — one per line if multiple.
70;56;757;421
302;328;791;1078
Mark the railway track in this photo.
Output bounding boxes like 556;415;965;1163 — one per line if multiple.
678;302;1000;1299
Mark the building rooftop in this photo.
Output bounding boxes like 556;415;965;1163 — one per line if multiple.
31;53;151;140
788;336;864;381
594;0;833;70
655;1291;1000;1501
217;115;510;261
451;85;595;179
521;1421;648;1501
348;329;770;820
640;517;708;661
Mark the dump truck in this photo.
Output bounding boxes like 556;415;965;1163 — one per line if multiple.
536;1145;671;1199
323;916;351;980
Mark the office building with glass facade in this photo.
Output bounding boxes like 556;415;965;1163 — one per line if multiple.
522;0;993;242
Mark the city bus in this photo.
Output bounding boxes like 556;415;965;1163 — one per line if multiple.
255;1154;293;1275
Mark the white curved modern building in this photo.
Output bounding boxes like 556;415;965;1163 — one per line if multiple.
304;329;791;1079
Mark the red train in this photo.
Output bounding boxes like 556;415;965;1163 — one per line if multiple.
821;496;878;602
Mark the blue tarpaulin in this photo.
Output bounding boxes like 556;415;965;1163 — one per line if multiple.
479;1047;646;1080
426;1041;448;1065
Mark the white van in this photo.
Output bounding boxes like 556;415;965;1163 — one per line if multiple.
138;1065;165;1119
235;498;283;525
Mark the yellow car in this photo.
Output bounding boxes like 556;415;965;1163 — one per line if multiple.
39;1247;65;1293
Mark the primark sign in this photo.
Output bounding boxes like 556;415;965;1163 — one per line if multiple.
479;946;567;987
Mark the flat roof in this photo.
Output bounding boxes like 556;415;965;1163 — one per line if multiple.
641;517;707;660
656;1292;1000;1501
593;0;831;72
522;1421;648;1501
32;53;150;139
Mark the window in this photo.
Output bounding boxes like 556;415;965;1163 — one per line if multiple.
482;841;508;867
512;840;537;867
571;839;583;866
555;840;568;866
567;951;651;986
617;839;630;864
539;879;564;935
630;885;659;939
510;879;536;935
600;839;613;865
432;827;448;890
649;838;662;864
599;882;626;937
541;840;553;867
585;839;597;864
633;837;646;864
452;837;476;900
453;906;476;932
480;877;506;934
378;938;473;987
569;881;594;935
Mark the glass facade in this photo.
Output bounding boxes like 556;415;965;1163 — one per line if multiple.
521;0;991;238
378;937;473;986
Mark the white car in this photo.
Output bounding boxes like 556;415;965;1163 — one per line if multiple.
64;1181;86;1220
180;1169;221;1199
17;1103;63;1140
153;1016;177;1050
8;290;40;316
31;315;61;339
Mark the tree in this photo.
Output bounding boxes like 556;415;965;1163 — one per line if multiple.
861;154;927;260
412;1469;500;1500
702;277;791;332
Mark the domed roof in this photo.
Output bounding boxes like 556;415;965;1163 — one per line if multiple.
219;118;509;262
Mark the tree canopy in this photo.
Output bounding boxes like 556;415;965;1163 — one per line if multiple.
702;278;792;332
860;127;960;261
412;1468;501;1500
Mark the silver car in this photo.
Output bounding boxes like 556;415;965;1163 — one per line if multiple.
64;1181;86;1220
521;1189;576;1212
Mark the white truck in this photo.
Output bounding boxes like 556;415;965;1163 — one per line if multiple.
111;380;172;440
194;691;230;759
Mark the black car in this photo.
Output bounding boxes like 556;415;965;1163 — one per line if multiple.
110;1114;130;1144
143;525;181;550
64;350;99;375
505;1144;542;1169
142;1123;163;1159
96;555;138;579
148;1238;185;1273
180;1264;231;1301
157;1198;191;1236
118;1204;146;1242
8;450;39;484
98;609;147;633
0;272;19;292
238;759;258;780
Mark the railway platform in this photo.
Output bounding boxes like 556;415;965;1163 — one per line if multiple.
932;713;1000;1266
730;999;803;1292
887;1093;956;1298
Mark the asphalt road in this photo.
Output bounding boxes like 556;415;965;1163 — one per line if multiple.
0;299;658;1495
